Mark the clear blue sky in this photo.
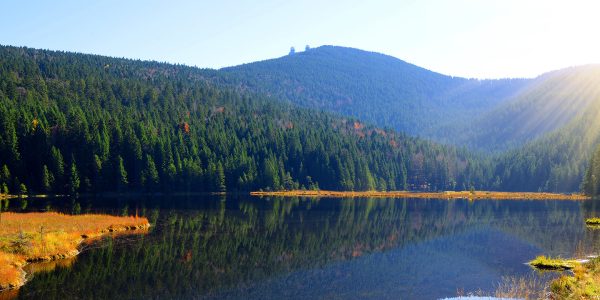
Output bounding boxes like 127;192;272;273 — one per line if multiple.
2;0;600;78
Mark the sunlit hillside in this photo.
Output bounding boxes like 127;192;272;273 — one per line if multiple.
439;65;600;151
493;96;600;192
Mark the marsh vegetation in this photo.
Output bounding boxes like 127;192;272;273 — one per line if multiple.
0;211;149;291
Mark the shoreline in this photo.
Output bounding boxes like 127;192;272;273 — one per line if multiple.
0;213;150;291
250;190;589;200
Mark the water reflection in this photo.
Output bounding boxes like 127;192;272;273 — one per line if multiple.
5;196;600;299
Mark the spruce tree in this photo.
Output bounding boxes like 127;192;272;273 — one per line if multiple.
50;147;65;191
13;177;20;195
92;154;103;191
117;155;128;191
217;162;226;193
19;183;27;195
142;155;159;188
41;165;53;193
69;159;80;195
0;165;10;188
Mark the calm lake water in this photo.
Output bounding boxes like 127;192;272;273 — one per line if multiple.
4;195;600;299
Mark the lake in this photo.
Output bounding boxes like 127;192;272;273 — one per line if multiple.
3;195;600;299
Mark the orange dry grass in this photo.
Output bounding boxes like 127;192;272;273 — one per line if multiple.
0;252;23;290
0;212;147;235
0;212;149;290
0;212;149;257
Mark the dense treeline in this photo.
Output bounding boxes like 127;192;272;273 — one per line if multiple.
0;46;490;195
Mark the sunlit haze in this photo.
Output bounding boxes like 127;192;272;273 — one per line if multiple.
2;0;600;78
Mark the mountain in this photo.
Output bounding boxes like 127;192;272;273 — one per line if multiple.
220;46;529;137
0;45;491;195
219;46;600;152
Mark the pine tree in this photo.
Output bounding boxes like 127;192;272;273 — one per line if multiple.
117;155;128;191
13;177;20;195
92;154;103;190
282;172;296;190
68;159;80;195
217;162;226;193
583;145;600;196
263;156;280;190
41;165;53;193
19;183;27;195
358;161;376;191
50;147;65;191
0;165;10;188
141;154;159;188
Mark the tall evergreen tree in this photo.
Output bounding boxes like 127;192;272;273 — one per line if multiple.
141;155;159;188
68;159;80;195
217;162;226;193
41;165;53;193
0;165;10;189
583;145;600;196
50;147;65;191
117;155;128;191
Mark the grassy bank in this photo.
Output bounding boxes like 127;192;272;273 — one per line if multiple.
548;257;600;299
250;190;589;200
0;212;150;291
526;219;600;298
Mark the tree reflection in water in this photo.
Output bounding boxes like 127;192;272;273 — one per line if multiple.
8;196;600;299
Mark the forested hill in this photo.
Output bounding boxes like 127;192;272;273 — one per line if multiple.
219;47;600;155
0;45;491;195
216;47;600;193
436;65;600;192
219;46;529;136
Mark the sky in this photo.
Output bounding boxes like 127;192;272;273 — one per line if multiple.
2;0;600;79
